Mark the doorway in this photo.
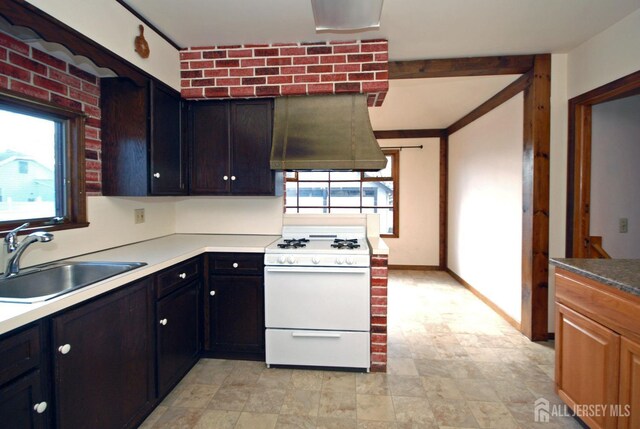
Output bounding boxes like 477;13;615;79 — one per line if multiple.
566;70;640;257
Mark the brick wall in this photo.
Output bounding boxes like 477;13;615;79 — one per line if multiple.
371;254;388;372
0;32;102;195
180;40;388;106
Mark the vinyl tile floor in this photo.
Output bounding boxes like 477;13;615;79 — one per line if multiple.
140;270;586;429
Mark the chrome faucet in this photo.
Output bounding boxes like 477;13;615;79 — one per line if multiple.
3;223;54;278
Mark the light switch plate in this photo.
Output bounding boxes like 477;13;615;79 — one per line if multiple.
619;217;628;233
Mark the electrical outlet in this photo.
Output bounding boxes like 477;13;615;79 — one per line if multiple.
619;217;628;233
134;208;145;224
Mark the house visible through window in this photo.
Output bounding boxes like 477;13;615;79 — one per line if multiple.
285;150;399;237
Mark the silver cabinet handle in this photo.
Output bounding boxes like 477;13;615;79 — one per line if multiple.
178;272;186;279
153;172;160;178
159;318;168;326
210;290;216;296
58;344;71;354
231;175;236;181
33;402;47;414
232;262;239;268
223;175;228;181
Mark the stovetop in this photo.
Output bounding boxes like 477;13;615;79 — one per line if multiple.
265;225;371;267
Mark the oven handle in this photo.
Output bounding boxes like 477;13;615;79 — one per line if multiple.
264;267;369;274
291;332;342;338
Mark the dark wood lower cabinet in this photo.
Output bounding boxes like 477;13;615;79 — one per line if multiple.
157;280;200;397
205;251;265;359
0;370;47;429
207;262;265;359
52;278;154;429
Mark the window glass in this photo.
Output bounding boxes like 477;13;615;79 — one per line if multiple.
0;109;61;223
285;151;399;237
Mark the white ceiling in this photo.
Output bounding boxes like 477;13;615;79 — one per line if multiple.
120;0;640;129
121;0;639;59
368;75;521;130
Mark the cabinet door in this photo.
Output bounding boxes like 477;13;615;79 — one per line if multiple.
52;278;154;429
157;281;200;398
556;303;620;429
150;83;186;195
619;337;640;429
189;101;230;194
209;275;264;356
230;99;276;195
0;370;48;429
100;78;149;196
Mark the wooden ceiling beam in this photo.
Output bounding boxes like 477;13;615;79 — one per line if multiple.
447;71;532;135
374;129;446;139
389;55;535;80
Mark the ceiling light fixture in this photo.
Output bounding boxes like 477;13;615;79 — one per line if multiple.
311;0;384;32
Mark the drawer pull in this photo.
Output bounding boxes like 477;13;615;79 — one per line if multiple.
159;318;168;326
231;175;236;181
33;402;47;414
153;172;160;178
232;262;239;268
58;344;71;355
291;332;341;339
178;272;187;279
223;175;229;181
210;290;216;296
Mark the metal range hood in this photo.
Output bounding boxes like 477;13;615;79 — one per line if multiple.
270;94;387;171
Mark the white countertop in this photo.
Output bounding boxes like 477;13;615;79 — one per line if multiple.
367;236;389;255
0;233;280;335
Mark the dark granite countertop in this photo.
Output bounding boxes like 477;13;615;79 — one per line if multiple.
550;258;640;297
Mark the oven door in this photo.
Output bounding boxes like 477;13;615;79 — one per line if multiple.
264;266;370;331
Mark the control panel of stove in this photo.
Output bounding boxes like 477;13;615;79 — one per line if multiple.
265;253;370;267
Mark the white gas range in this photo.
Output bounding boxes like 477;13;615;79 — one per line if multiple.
264;225;371;370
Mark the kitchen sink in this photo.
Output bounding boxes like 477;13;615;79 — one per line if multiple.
0;261;147;304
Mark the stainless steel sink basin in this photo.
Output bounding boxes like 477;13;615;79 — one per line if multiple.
0;261;147;303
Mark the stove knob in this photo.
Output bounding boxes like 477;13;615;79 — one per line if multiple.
287;256;297;264
336;257;345;265
312;257;321;265
345;257;355;265
278;256;286;264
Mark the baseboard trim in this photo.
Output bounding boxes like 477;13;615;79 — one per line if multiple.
446;268;522;332
388;264;441;271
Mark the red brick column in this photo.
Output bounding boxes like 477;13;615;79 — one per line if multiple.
371;254;388;372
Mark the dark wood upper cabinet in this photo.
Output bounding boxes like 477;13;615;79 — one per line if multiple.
188;99;283;196
101;78;187;196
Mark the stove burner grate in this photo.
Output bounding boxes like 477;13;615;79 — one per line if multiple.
331;238;361;249
277;238;309;249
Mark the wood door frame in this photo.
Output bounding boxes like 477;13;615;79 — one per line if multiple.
566;70;640;257
378;54;551;340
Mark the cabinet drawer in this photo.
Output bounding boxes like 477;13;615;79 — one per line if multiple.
266;329;369;369
555;268;640;341
0;325;41;386
209;253;263;275
156;258;201;299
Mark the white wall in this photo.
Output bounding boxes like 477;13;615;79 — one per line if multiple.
26;0;180;89
448;94;524;323
590;95;640;258
174;197;284;235
567;8;640;99
378;138;440;267
12;196;176;269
